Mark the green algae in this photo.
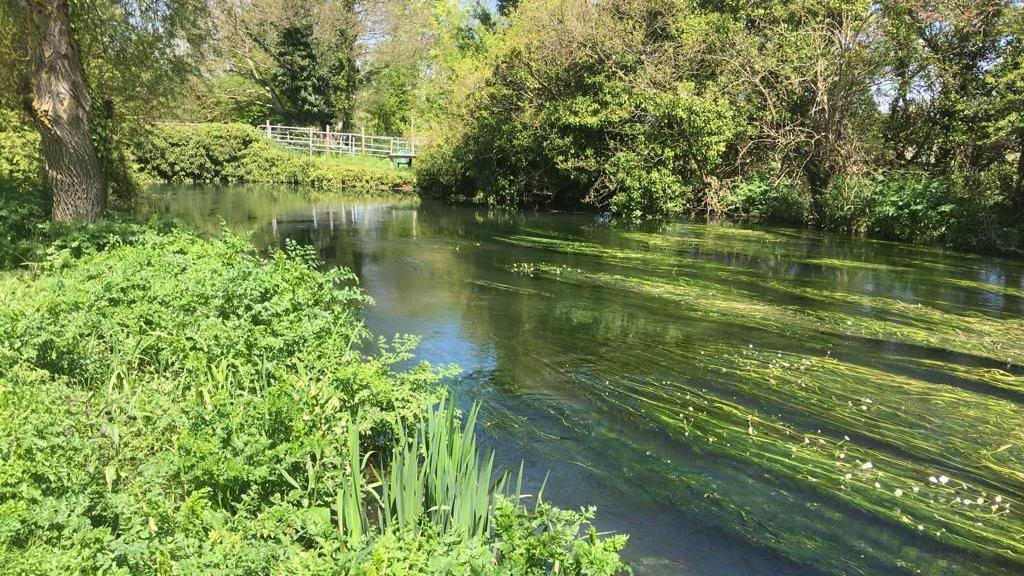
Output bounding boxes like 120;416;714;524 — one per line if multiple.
802;258;915;272
501;235;1024;571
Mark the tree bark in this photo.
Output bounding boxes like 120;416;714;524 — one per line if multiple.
14;0;106;222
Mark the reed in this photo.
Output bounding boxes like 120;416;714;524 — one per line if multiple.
339;400;523;540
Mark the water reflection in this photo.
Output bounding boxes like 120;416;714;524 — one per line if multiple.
141;185;1024;576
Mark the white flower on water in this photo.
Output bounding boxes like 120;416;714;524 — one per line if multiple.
917;525;924;531
929;476;938;484
894;489;904;497
874;482;882;489
913;486;920;494
976;497;984;504
861;461;873;470
939;475;949;485
995;496;1002;503
845;473;852;480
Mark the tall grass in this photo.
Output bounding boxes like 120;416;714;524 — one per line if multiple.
339;400;527;541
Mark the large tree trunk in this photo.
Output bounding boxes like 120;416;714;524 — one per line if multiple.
14;0;106;222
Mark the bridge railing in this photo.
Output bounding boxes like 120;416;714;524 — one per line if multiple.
262;123;426;158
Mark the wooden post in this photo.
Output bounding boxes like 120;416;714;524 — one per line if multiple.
326;125;332;155
361;128;365;156
265;120;271;137
308;128;313;156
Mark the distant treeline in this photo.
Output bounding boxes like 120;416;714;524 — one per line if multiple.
419;0;1024;254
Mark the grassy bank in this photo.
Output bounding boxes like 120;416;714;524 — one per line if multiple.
0;119;629;575
0;226;628;575
131;123;416;194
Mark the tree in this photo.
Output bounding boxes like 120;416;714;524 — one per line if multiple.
8;0;105;222
216;0;359;128
354;0;487;135
979;5;1024;210
2;0;211;221
719;1;883;218
878;0;1017;173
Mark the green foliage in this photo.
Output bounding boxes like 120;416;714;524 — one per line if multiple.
818;171;1019;251
336;399;631;575
265;19;357;127
0;227;628;575
0;110;42;190
418;0;1024;252
0;229;428;572
722;179;809;225
131;123;415;192
357;65;417;136
361;401;510;539
420;2;742;220
210;0;359;128
169;74;277;126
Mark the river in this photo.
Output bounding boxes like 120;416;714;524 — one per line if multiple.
141;184;1024;576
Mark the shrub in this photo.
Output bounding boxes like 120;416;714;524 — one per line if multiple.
817;172;1014;250
0;229;629;575
130;123;264;183
132;123;416;193
722;178;809;225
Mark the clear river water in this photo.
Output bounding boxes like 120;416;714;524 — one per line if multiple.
141;184;1024;576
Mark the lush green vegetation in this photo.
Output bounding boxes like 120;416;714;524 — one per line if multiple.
416;0;1024;254
0;96;629;576
0;222;629;575
131;123;416;193
1;0;1022;571
5;0;1021;254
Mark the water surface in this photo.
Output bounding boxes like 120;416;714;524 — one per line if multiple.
142;185;1024;576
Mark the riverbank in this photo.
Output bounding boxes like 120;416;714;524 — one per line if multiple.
143;185;1024;576
0;125;629;575
132;123;417;194
99;120;1024;258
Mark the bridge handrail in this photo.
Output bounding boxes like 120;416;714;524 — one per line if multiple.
262;123;427;159
153;122;426;159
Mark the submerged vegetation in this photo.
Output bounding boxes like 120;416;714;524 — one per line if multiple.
499;225;1024;574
